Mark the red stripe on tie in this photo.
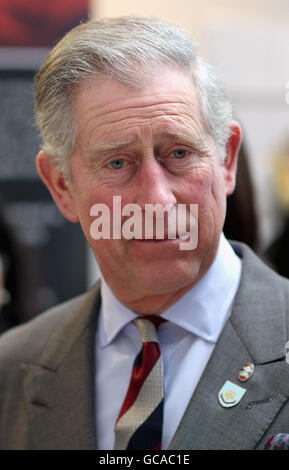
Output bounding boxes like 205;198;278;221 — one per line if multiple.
141;316;166;328
117;342;160;419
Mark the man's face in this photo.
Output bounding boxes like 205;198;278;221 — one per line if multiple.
39;67;240;309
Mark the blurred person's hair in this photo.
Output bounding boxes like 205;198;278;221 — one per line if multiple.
0;204;23;333
224;141;259;251
34;16;234;182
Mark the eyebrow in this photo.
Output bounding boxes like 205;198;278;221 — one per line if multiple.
88;139;136;155
158;130;204;148
87;130;204;156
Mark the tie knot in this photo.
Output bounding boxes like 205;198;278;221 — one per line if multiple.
134;316;165;343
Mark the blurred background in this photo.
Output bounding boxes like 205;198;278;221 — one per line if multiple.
0;0;288;332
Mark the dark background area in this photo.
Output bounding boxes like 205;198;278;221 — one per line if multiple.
0;0;90;332
0;0;89;47
0;70;88;330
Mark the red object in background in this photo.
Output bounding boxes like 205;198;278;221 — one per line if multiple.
0;0;89;47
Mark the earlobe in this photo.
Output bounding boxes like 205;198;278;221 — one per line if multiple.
224;121;242;196
36;150;79;223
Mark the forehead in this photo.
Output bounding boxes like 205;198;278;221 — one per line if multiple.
73;68;208;147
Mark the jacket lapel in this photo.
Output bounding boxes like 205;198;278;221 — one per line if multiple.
22;285;100;450
169;243;289;450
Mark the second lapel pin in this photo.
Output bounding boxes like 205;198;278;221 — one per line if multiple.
238;363;254;382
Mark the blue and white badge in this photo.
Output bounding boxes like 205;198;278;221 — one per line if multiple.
218;380;246;408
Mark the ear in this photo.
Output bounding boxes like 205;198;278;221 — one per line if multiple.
36;150;79;223
223;121;242;196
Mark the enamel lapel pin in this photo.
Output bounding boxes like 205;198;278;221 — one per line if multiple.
218;380;247;408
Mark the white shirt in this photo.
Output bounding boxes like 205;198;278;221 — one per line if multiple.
95;234;242;449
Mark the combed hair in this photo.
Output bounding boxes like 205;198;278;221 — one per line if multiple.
34;16;233;181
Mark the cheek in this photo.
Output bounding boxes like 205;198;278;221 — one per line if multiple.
180;166;219;204
77;191;132;253
182;167;226;229
210;168;227;212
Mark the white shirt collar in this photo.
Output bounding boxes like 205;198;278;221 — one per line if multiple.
99;234;242;347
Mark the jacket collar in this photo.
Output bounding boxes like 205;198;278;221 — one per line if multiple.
230;242;287;364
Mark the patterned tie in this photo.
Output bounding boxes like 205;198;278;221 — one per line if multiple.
114;316;165;450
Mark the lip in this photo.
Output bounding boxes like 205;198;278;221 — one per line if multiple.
131;236;182;244
131;233;190;242
127;235;192;258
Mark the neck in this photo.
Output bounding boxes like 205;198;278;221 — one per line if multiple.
101;248;218;315
120;281;198;315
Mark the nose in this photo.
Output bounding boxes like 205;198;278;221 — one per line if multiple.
133;158;177;210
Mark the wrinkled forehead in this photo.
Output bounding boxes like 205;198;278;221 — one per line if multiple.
72;68;210;143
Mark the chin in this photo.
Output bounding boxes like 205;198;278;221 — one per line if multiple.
135;264;200;296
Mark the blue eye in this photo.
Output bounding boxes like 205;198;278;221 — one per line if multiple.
110;159;125;169
173;149;187;159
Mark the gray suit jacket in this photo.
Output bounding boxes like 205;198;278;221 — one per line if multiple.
0;242;289;450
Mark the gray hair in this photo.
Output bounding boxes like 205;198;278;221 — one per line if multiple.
34;16;233;181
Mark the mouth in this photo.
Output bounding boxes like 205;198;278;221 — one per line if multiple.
132;235;184;243
132;232;191;241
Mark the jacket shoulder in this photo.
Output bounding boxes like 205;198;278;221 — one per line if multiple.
0;286;99;368
232;240;289;290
